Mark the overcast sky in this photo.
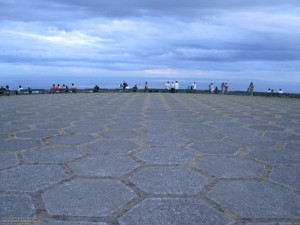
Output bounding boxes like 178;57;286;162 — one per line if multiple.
1;0;300;90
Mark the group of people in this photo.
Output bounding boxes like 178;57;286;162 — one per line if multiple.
50;83;76;93
165;81;180;93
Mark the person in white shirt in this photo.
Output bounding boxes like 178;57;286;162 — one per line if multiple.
192;82;196;91
170;82;175;93
278;89;283;94
174;81;179;92
165;81;171;92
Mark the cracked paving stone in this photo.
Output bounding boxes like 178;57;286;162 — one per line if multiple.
0;139;41;153
129;167;208;195
48;134;95;146
87;140;139;154
0;165;68;192
246;147;300;165
134;147;195;164
23;146;84;163
269;166;300;191
0;154;19;170
188;141;239;154
42;179;136;217
118;198;232;225
0;195;36;219
195;156;264;178
207;181;300;218
69;155;139;177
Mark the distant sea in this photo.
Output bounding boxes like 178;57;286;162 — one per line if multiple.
1;75;299;94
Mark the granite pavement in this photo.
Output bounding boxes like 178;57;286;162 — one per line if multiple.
0;93;299;225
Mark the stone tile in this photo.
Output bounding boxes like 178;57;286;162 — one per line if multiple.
39;221;106;225
129;167;208;195
16;129;59;139
284;141;300;152
119;198;231;225
188;141;239;154
87;140;139;154
138;134;187;147
0;154;19;170
264;132;300;141
48;134;95;146
64;125;105;134
134;147;195;164
0;139;41;153
227;136;277;148
196;156;264;178
69;155;139;177
246;148;300;165
42;179;135;217
100;129;139;139
0;165;68;192
0;195;36;219
180;131;225;141
207;181;300;218
248;124;285;131
35;122;72;130
246;223;300;225
270;166;300;191
23;146;84;163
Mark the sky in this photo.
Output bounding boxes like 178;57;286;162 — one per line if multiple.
1;0;300;92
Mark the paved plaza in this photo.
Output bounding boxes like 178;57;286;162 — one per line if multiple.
0;93;299;225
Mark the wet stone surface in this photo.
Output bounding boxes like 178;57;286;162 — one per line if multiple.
1;93;300;224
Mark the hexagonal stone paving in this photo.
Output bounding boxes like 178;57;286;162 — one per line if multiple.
246;223;300;225
48;134;95;146
188;141;239;154
100;129;139;139
264;132;300;141
134;147;195;164
42;179;136;217
23;146;84;163
118;198;231;225
0;165;68;192
181;131;225;142
246;148;300;165
0;154;19;170
0;195;36;219
39;221;106;225
0;139;42;153
138;135;187;147
247;125;285;131
269;166;300;191
207;181;300;218
69;155;139;177
129;167;208;195
16;129;59;139
87;140;139;154
195;156;264;178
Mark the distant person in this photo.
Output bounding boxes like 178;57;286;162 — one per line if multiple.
123;81;128;90
144;82;148;92
224;83;228;95
61;84;66;92
57;84;61;92
170;82;175;93
71;83;76;93
6;85;10;90
165;81;171;92
221;82;225;94
132;84;138;92
65;85;69;93
16;85;23;95
191;82;196;91
174;81;179;92
93;85;100;92
278;89;283;94
209;83;214;94
248;82;254;96
51;84;56;93
214;87;219;94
